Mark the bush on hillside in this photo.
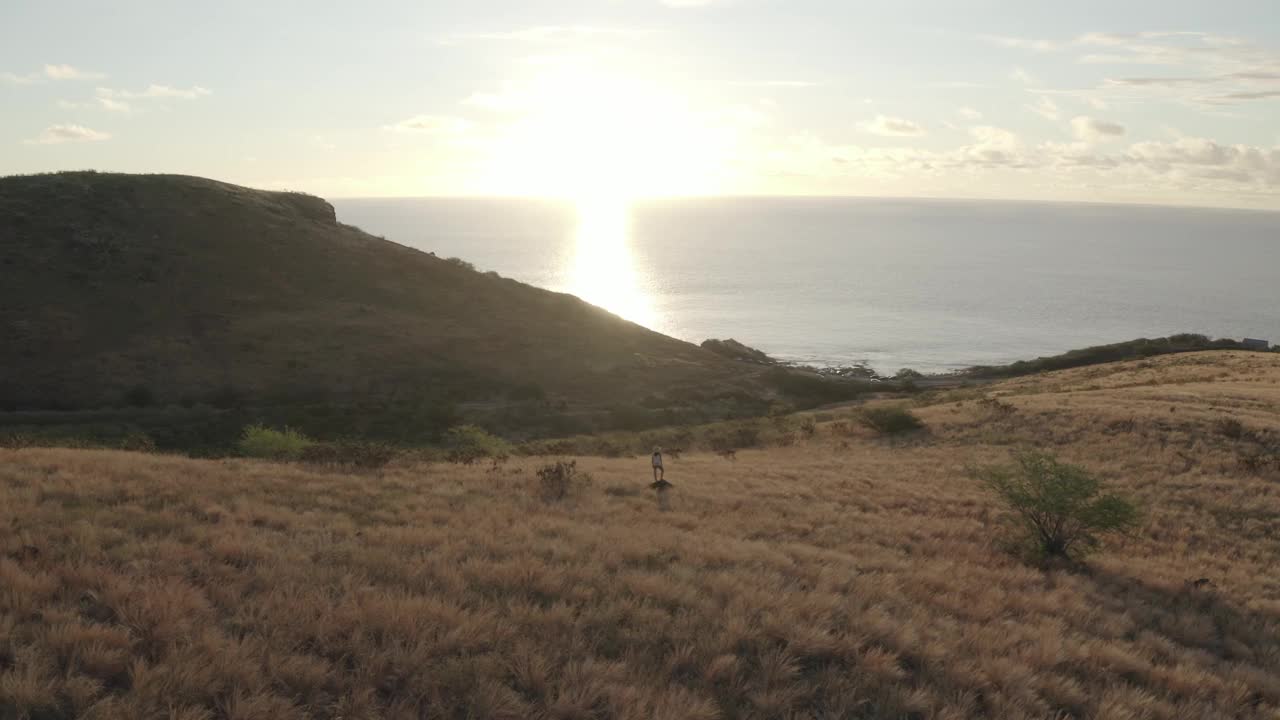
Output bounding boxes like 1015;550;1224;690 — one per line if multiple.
443;424;510;464
444;256;476;272
859;406;924;435
975;450;1140;562
536;460;591;502
238;424;314;460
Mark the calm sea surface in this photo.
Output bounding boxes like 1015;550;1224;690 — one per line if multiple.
332;197;1280;374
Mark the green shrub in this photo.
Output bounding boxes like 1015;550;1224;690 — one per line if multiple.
859;406;924;435
443;424;510;464
238;424;314;460
974;450;1140;562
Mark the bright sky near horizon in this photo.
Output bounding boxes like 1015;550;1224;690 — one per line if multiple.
2;1;1279;208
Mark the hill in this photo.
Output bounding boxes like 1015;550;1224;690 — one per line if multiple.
0;172;864;448
2;350;1278;719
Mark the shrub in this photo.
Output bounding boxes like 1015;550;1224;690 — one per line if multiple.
443;424;510;464
1214;417;1245;440
860;406;924;435
536;460;590;501
444;256;476;272
798;416;817;438
976;397;1017;418
975;450;1140;562
238;424;315;460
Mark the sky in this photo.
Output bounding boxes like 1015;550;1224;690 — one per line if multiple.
2;0;1279;208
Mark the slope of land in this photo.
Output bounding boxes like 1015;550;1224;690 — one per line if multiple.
3;351;1278;719
0;172;858;446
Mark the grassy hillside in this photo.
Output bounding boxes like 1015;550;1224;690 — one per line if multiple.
0;172;869;448
3;350;1278;719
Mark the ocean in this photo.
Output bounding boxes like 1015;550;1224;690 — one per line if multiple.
331;197;1280;374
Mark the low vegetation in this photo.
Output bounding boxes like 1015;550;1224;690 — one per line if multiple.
2;351;1279;719
965;333;1275;379
237;424;314;460
976;450;1141;562
443;424;511;464
859;405;924;435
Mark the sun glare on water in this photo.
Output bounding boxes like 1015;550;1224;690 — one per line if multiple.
479;59;735;331
569;197;658;331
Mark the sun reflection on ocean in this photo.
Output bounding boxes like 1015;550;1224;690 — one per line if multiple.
568;198;660;331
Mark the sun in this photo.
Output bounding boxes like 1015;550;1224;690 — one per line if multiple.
478;58;731;202
469;58;738;330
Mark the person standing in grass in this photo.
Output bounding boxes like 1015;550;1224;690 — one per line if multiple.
651;447;664;483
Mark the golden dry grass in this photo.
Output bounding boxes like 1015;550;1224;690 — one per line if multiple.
3;350;1280;719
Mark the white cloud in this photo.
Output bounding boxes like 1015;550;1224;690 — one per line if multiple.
1009;67;1035;84
43;64;105;80
24;124;111;145
96;96;131;112
0;71;41;85
984;36;1059;52
98;84;211;100
1071;116;1126;142
2;64;105;84
861;114;925;137
660;0;725;6
957;107;983;120
1027;95;1060;120
384;115;471;134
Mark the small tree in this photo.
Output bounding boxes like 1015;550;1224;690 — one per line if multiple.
239;424;315;460
443;424;509;464
976;451;1139;562
859;406;924;435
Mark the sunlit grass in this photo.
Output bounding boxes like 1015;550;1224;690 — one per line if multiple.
2;350;1279;719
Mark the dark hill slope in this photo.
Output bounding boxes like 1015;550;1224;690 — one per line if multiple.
0;173;784;432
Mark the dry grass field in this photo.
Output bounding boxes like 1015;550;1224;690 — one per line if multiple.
2;351;1279;720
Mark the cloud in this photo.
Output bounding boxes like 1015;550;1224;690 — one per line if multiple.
861;115;925;137
0;71;42;85
758;129;1279;204
957;107;983;120
384;115;471;134
2;64;106;84
1027;95;1060;120
98;84;211;100
1071;116;1126;142
984;36;1059;52
24;124;111;145
1009;67;1035;84
43;64;105;80
96;96;131;112
660;0;725;6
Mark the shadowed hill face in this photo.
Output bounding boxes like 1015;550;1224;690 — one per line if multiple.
0;172;754;414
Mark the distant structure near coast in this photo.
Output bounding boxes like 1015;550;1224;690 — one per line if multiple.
1242;338;1270;350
